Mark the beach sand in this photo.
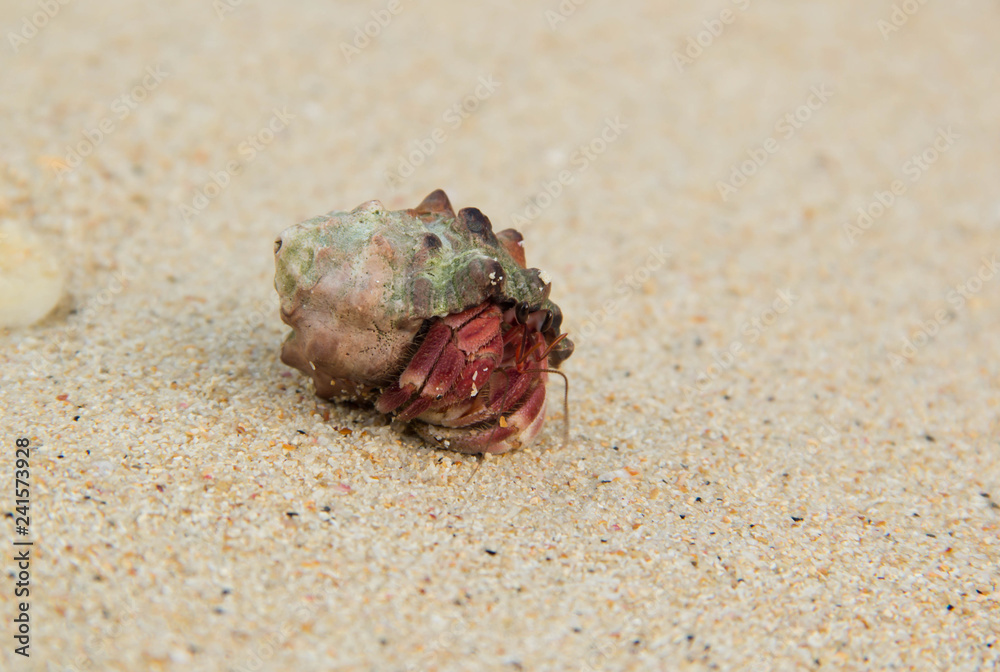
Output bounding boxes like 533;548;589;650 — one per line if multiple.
1;1;998;669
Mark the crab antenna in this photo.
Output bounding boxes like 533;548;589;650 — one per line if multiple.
517;328;553;367
535;333;569;364
517;324;531;363
464;453;486;486
525;367;570;448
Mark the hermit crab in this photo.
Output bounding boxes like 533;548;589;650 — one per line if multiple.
273;190;573;454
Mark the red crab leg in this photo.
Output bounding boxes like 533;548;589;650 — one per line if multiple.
379;299;559;453
381;305;505;420
413;377;547;454
399;322;452;390
395;395;434;422
438;336;502;406
451;308;501;353
441;302;490;328
416;305;502;404
375;382;417;415
375;321;451;414
421;346;466;399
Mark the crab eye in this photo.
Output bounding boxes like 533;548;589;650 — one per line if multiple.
548;306;563;333
540;310;553;333
274;238;282;254
514;302;529;324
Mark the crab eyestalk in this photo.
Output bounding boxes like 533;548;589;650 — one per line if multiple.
274;189;573;454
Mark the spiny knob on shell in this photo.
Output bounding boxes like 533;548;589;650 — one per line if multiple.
457;207;498;245
414;189;455;218
496;229;526;268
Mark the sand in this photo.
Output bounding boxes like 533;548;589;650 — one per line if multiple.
1;0;998;670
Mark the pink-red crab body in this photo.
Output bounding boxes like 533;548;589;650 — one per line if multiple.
273;190;573;454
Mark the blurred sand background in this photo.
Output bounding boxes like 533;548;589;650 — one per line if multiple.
1;0;999;670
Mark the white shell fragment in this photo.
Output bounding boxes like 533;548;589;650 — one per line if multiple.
0;221;64;328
